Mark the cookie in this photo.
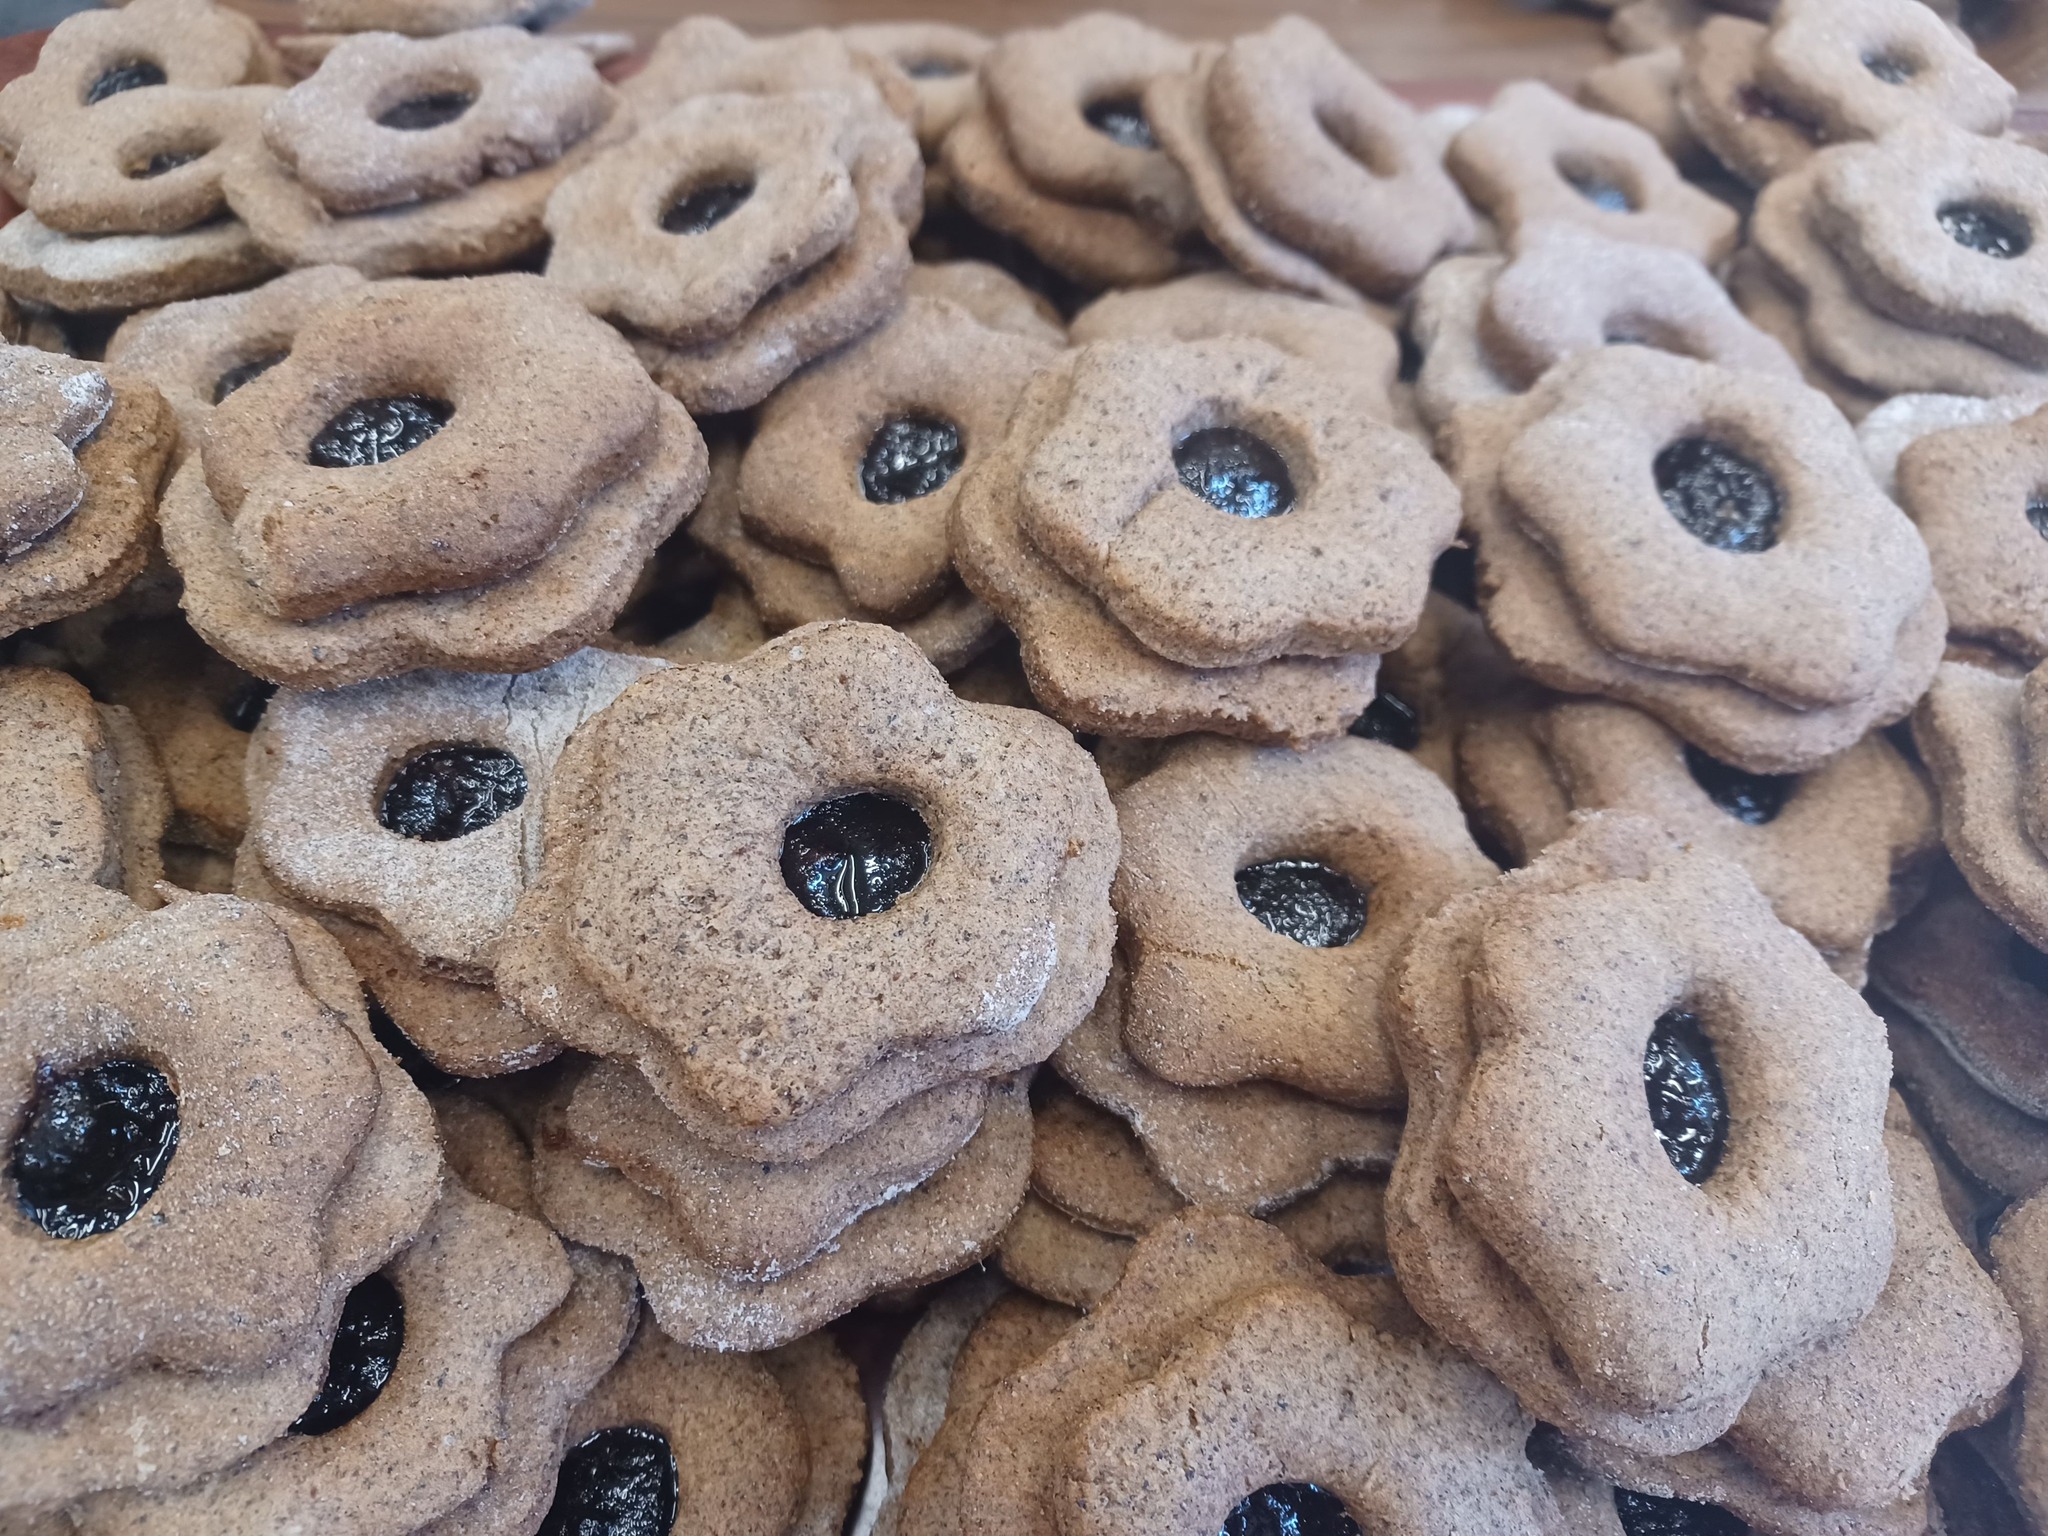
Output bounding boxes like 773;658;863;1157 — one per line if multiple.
840;23;990;158
1579;47;1705;170
161;272;707;688
994;1193;1136;1311
1754;0;2014;147
903;257;1065;344
1028;1075;1183;1239
1363;585;1527;788
1991;1188;2048;1533
1679;17;1826;189
621;15;915;127
1885;999;2048;1201
1856;387;2048;502
1725;245;1893;423
299;0;594;39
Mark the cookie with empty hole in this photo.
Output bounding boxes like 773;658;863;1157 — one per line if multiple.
1452;345;1945;773
161;272;707;688
737;294;1057;622
1678;17;1825;189
1447;81;1738;265
1144;17;1473;307
1457;697;1936;984
842;22;990;158
1113;735;1495;1109
1387;814;1897;1456
1755;0;2013;147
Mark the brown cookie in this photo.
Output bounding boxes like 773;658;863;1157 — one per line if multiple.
1756;0;2014;146
1678;17;1825;189
1725;246;1893;423
903;258;1065;344
621;15;914;127
1992;1188;2048;1532
995;1192;1135;1310
840;23;990;158
1579;47;1704;170
1028;1076;1183;1239
1885;999;2048;1201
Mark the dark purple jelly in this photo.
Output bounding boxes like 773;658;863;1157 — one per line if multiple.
1221;1483;1363;1536
861;416;965;503
1683;744;1796;826
1349;686;1421;752
1654;437;1781;553
538;1424;680;1536
1083;96;1156;149
1236;860;1368;949
289;1273;403;1435
308;395;452;468
378;745;527;842
12;1059;179;1240
1644;1009;1728;1184
85;60;166;105
1175;427;1295;520
1938;201;2031;259
661;180;753;235
781;792;932;919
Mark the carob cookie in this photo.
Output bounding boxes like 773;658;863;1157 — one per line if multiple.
1141;17;1473;306
1457;697;1937;983
1857;388;2048;502
0;878;440;1513
548;88;923;414
1886;999;2048;1202
1450;345;1944;773
841;23;990;159
1362;585;1526;789
1754;0;2014;146
0;347;174;643
994;1192;1137;1312
299;0;595;37
1578;47;1705;171
223;29;624;278
161;272;708;688
621;14;915;126
1112;735;1497;1107
1992;1187;2048;1533
1029;1075;1184;1239
736;293;1058;622
1678;16;1827;191
1447;81;1738;264
1386;814;1896;1455
903;257;1065;344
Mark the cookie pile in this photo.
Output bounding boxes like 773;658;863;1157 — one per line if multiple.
1;0;2047;1533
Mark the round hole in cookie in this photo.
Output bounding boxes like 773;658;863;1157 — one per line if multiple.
860;414;966;503
660;179;755;235
1082;95;1158;151
11;1058;180;1241
1861;50;1918;84
1682;744;1797;826
1652;436;1782;554
376;89;477;132
212;352;287;406
538;1425;680;1536
1556;155;1638;214
378;744;528;843
1613;1487;1752;1536
1643;1008;1728;1186
1173;426;1296;520
1235;860;1368;949
780;792;933;920
308;394;453;468
288;1273;404;1436
1937;200;2033;259
2025;490;2048;540
1222;1483;1364;1536
84;59;167;106
1347;685;1421;752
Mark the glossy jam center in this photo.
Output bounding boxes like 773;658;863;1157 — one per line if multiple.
1654;437;1781;553
1175;427;1295;520
1644;1009;1728;1185
1938;201;2031;258
1221;1483;1363;1536
781;792;932;919
378;745;528;842
1614;1488;1751;1536
1683;744;1796;825
1560;161;1635;213
1083;96;1156;149
12;1059;179;1240
85;60;166;105
661;180;753;235
308;395;452;468
539;1425;680;1536
1235;859;1368;948
1349;686;1421;751
213;352;285;405
290;1274;403;1436
1862;52;1915;84
376;91;475;131
860;415;965;503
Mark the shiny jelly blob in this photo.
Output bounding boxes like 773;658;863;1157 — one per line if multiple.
1220;1483;1364;1536
1614;1488;1751;1536
367;997;456;1092
1644;1009;1728;1184
1235;859;1368;948
2027;492;2048;541
1348;686;1422;752
376;91;475;131
1083;96;1156;149
85;59;166;105
12;1059;179;1240
213;351;285;404
1560;162;1635;213
308;395;452;468
378;745;528;842
289;1273;403;1436
780;792;932;919
661;180;753;235
860;415;965;503
1861;52;1915;84
1175;427;1295;520
1653;437;1781;553
1938;201;2031;259
538;1425;680;1536
1683;744;1796;826
220;678;277;731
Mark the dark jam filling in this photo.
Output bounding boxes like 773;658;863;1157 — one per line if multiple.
1560;163;1636;213
1220;1483;1363;1536
2008;931;2048;993
1862;52;1916;84
1431;544;1478;609
378;745;528;842
308;395;452;468
11;1059;179;1240
1174;427;1295;520
376;91;476;131
905;57;968;78
860;415;965;503
213;351;286;405
1083;96;1157;150
1644;1009;1728;1185
660;180;753;235
85;60;167;105
135;148;202;178
367;998;457;1092
1653;437;1782;553
220;678;277;731
1683;744;1796;826
780;792;932;919
289;1274;403;1436
1614;1488;1751;1536
2027;492;2048;541
538;1425;680;1536
1348;686;1421;751
1235;859;1368;949
1938;200;2032;258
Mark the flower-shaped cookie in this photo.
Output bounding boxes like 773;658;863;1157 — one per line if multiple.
1113;735;1496;1107
498;621;1117;1156
1387;815;1895;1454
1679;16;1825;190
622;14;914;124
299;0;593;35
1142;17;1473;307
1757;0;2014;145
841;21;989;156
0;346;113;559
162;273;707;688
